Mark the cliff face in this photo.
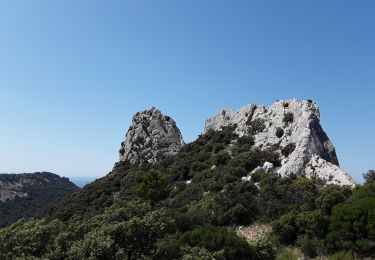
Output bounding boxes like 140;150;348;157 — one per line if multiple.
119;107;184;164
204;99;355;186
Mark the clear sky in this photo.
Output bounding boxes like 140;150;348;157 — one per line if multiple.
0;1;373;182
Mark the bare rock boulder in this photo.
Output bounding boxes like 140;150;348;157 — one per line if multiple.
119;107;184;164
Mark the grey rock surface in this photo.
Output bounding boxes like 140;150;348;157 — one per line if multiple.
119;107;184;164
205;99;355;187
252;162;275;174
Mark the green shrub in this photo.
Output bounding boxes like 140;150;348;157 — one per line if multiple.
211;150;231;165
0;219;64;258
295;210;329;238
210;181;258;226
135;169;169;202
250;236;276;260
178;226;254;260
275;128;284;138
281;143;296;157
328;251;357;260
272;211;298;244
316;185;352;214
283;113;294;125
237;135;255;146
327;196;375;255
154;235;182;260
276;247;302;260
297;235;326;258
181;247;215;259
247;118;266;135
363;169;375;184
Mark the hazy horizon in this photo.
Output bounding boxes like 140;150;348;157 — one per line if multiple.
0;1;374;182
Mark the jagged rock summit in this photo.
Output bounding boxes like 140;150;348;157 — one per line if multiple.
119;107;184;164
119;100;355;187
205;99;356;187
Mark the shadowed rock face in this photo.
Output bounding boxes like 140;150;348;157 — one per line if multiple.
119;107;184;164
204;99;355;187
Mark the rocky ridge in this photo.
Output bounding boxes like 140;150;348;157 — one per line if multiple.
0;172;77;202
118;100;355;187
204;99;355;186
0;172;79;227
119;107;184;164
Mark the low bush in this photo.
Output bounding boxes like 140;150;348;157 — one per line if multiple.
247;118;266;135
135;169;169;202
250;236;276;260
276;247;302;260
283;113;294;125
281;143;296;157
178;225;254;260
275;127;284;138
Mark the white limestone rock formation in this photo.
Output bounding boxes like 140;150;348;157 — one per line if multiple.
205;99;355;187
252;162;275;174
119;107;184;164
305;155;355;186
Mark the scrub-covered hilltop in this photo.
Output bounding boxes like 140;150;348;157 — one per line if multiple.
0;172;79;227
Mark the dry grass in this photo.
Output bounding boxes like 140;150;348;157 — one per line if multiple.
236;222;272;241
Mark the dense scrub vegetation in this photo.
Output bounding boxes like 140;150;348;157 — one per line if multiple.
0;127;373;259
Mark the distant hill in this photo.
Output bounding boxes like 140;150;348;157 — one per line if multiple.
0;172;79;227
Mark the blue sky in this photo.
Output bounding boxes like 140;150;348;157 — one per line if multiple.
0;1;373;182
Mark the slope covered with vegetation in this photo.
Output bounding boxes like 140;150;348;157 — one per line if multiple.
0;172;79;227
0;126;374;259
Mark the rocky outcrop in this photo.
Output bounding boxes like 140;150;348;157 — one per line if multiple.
119;107;184;164
205;99;355;187
305;155;355;186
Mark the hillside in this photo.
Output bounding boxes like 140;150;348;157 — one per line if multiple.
0;172;79;227
0;100;373;260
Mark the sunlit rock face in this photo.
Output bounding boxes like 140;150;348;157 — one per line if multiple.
204;99;355;187
119;107;184;164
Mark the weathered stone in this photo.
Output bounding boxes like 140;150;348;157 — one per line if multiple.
119;107;184;164
305;155;355;187
252;162;273;174
205;99;356;186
